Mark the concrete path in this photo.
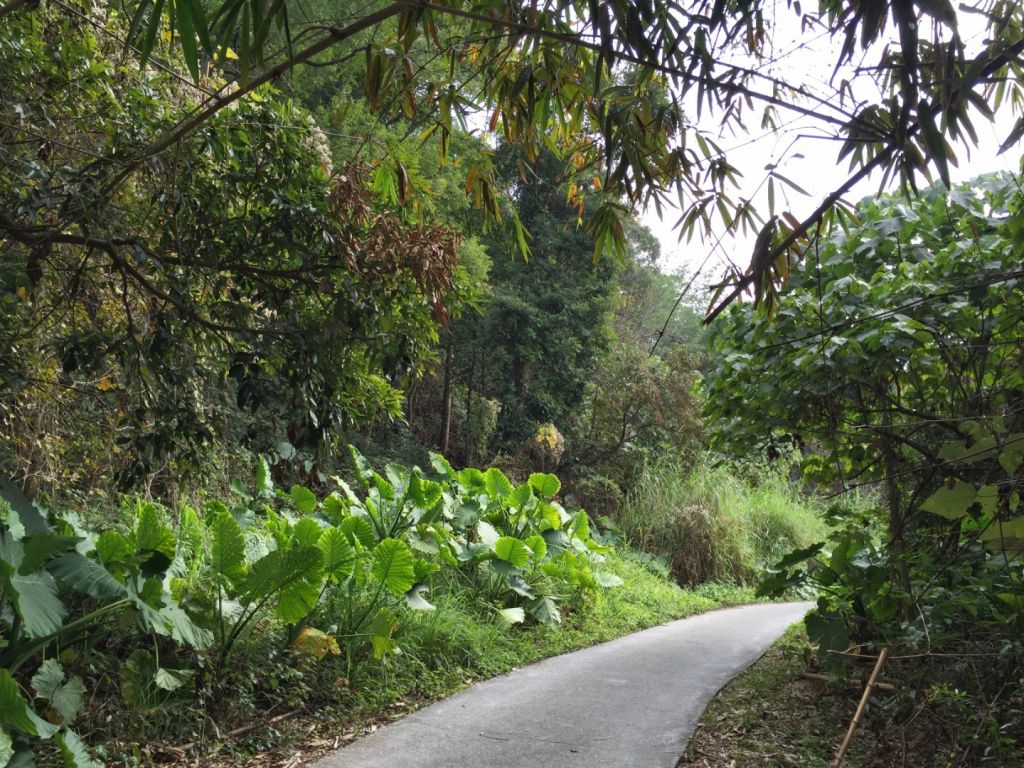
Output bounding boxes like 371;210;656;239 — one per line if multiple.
313;601;811;768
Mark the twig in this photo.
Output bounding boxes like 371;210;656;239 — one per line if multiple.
170;709;304;753
832;648;888;768
801;671;898;692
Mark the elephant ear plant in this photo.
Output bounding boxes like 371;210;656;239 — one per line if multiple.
0;488;212;767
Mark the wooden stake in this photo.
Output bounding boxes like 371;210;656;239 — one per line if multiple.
832;648;889;768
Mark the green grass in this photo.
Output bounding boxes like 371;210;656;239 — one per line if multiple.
156;550;757;766
680;623;865;768
616;455;827;585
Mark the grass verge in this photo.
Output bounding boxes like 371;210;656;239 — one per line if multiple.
680;623;869;768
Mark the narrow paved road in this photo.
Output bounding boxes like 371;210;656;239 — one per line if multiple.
313;601;811;768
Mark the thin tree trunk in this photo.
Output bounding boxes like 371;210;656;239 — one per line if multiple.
438;333;454;455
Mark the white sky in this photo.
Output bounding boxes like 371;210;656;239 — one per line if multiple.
642;7;1022;294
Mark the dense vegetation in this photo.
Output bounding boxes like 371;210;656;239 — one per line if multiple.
706;174;1024;764
2;0;1024;765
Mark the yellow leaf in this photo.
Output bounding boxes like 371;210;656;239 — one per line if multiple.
290;626;341;664
96;377;112;392
16;286;27;300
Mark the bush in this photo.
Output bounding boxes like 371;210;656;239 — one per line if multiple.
616;454;825;586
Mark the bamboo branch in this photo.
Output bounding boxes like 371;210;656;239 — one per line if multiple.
832;648;889;768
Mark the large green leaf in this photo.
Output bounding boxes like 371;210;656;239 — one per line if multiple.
48;552;127;600
528;473;561;498
338;516;375;549
8;569;66;638
528;596;561;626
408;473;443;510
291;518;323;548
290;485;318;515
0;669;37;735
0;729;13;766
134;503;176;575
370;538;415;596
484;468;514;500
244;546;323;601
493;537;529;568
318;527;355;581
19;533;79;574
31;660;84;725
920;480;976;520
276;577;322;624
210;512;246;584
56;728;101;768
368;608;400;659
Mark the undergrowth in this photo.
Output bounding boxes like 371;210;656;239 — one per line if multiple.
616;455;826;585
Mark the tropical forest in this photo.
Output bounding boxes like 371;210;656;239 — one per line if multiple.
1;0;1023;766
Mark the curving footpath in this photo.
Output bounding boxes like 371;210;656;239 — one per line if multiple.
313;601;812;768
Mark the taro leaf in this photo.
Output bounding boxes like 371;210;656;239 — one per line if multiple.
456;467;486;493
0;476;47;535
405;583;436;611
56;728;101;767
229;480;252;501
412;557;440;580
290;626;340;663
509;483;534;509
154;668;195;692
0;730;12;766
120;649;156;709
277;577;321;624
255;456;274;496
475;520;499;547
135;504;176;576
291;518;323;548
805;613;849;654
289;485;318;515
497;606;526;625
318;527;355;581
454;500;483;530
493;537;529;568
368;608;400;659
338;516;375;549
528;473;561;498
8;568;66;637
47;552;127;599
429;452;456;479
594;570;624;588
528;596;561;626
484;468;514;501
571;510;590;540
210;512;246;583
19;534;79;574
370;539;415;596
31;660;84;725
920;480;976;519
524;534;547;561
408;474;443;510
245;546;321;599
538;502;563;531
0;668;38;735
128;578;213;648
322;492;348;521
507;574;534;598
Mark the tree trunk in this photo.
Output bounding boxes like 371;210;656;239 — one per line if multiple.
438;333;454;455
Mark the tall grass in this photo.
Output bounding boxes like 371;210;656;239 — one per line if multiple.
616;454;826;586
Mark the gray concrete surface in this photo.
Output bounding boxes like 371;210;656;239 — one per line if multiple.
313;601;812;768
